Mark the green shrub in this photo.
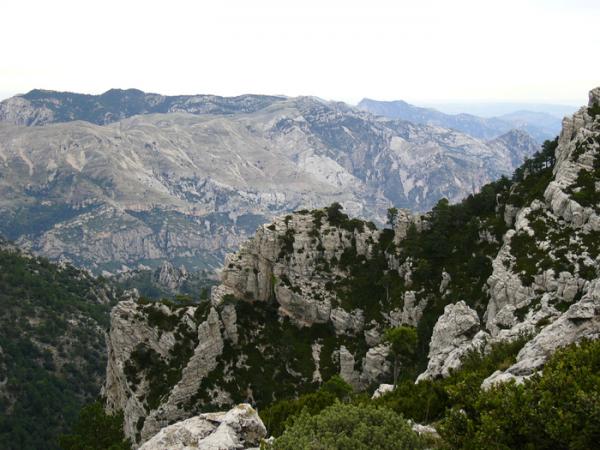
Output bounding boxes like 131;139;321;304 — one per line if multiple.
58;401;130;450
270;402;424;450
439;339;600;450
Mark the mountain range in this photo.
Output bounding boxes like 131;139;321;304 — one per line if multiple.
358;97;564;142
0;89;539;273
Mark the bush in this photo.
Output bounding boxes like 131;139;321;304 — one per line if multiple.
58;401;130;450
270;402;424;450
260;376;352;437
439;339;600;450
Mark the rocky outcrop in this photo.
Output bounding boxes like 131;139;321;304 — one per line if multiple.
371;383;395;399
139;404;266;450
142;308;226;442
106;210;402;444
483;279;600;388
104;300;231;443
154;261;189;291
417;302;489;381
212;210;378;328
393;209;426;243
428;88;600;385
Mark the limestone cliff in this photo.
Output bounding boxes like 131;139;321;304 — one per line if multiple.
104;206;415;445
418;88;600;382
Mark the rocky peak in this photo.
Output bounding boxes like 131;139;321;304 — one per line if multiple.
416;87;600;384
154;261;189;291
213;207;379;327
104;206;427;444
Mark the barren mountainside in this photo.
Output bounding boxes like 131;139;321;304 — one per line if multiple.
0;90;538;273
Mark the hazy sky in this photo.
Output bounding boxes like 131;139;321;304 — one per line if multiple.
1;0;599;104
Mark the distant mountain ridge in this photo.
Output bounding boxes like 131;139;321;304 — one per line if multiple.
0;89;539;272
358;97;563;142
0;88;286;126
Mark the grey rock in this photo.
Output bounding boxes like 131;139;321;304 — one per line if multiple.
360;344;392;386
483;280;600;387
338;346;361;389
139;404;266;450
417;301;489;381
371;383;394;399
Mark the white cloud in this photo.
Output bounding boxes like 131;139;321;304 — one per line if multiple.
0;0;598;103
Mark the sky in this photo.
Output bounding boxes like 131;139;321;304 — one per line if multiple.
1;0;599;105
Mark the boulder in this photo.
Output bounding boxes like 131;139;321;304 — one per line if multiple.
417;301;488;381
139;404;266;450
371;383;394;399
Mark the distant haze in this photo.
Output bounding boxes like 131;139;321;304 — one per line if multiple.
1;1;599;104
419;102;579;118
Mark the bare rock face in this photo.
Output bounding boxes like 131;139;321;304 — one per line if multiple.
400;291;427;327
139;404;266;450
212;210;378;329
106;209;399;445
484;87;600;338
361;344;392;386
393;209;426;244
417;301;489;381
338;346;361;389
476;88;600;386
154;261;189;291
483;279;600;388
104;301;229;443
371;383;395;399
142;308;226;442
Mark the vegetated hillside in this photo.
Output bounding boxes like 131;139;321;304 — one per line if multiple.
0;238;121;450
0;89;537;273
102;88;600;448
358;97;562;142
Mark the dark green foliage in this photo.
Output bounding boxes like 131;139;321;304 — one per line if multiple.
387;207;399;227
271;402;425;450
510;231;548;285
588;101;600;118
58;401;130;450
373;337;528;424
384;326;418;385
439;339;600;450
509;138;557;207
394;181;511;365
185;300;339;415
143;303;180;331
567;149;600;212
126;303;199;411
312;210;326;229
278;229;295;258
260;376;352;437
0;244;118;450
